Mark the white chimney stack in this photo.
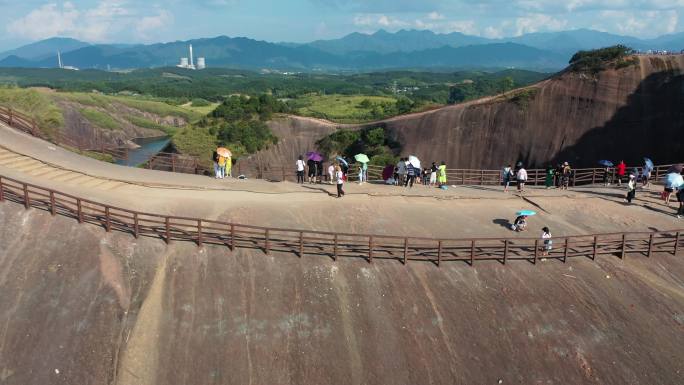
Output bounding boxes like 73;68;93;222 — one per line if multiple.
189;44;194;69
57;50;63;69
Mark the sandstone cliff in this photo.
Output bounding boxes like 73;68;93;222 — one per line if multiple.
251;55;684;170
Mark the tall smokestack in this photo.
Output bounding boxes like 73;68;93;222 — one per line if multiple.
189;44;194;69
57;50;62;69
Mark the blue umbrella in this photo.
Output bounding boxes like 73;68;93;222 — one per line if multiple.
665;173;684;189
516;210;537;216
335;156;348;167
644;157;654;170
598;160;614;167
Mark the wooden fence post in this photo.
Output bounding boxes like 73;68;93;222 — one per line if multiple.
299;231;304;258
591;169;596;184
647;233;654;257
503;239;508;265
470;240;475;266
23;184;29;209
534;239;539;264
264;229;270;255
282;167;286;182
0;177;4;202
77;199;83;223
8;108;12;126
674;231;680;256
230;224;235;251
368;236;373;263
333;234;338;261
592;236;598;260
480;170;484;185
403;237;408;265
563;238;569;263
133;213;139;239
104;207;111;232
197;220;203;247
49;191;56;216
621;234;627;259
165;217;171;244
437;240;442;266
171;154;176;173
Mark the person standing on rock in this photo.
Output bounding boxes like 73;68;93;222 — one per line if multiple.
625;174;637;203
616;160;626;186
296;155;305;184
430;162;438;187
438;161;447;187
328;163;335;185
335;165;345;198
503;164;514;192
516;165;528;192
545;165;555;189
560;162;572;190
307;158;316;184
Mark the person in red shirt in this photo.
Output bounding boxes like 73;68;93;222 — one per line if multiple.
616;160;626;186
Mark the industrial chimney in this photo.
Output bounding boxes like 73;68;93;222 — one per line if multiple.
189;44;194;69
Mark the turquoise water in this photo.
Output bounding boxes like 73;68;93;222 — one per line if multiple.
115;136;171;167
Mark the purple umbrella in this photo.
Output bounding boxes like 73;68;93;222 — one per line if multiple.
306;151;323;162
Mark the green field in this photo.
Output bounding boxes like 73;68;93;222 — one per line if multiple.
79;108;121;131
180;101;221;116
294;94;399;123
0;87;63;135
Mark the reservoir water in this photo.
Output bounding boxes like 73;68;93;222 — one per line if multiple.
116;136;171;167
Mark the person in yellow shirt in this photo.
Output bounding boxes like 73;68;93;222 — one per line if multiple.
438;161;447;187
217;155;227;179
225;156;232;178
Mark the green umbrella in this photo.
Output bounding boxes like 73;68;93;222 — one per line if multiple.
354;154;370;163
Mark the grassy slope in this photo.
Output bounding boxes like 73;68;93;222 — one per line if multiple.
79;108;121;131
294;94;398;123
0;87;63;136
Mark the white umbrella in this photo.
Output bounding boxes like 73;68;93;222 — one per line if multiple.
408;155;421;169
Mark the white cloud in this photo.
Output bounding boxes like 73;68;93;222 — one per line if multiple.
427;11;444;20
353;13;408;28
514;13;568;35
7;1;174;42
602;9;679;36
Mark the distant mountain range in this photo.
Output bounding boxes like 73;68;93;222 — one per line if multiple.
1;29;682;72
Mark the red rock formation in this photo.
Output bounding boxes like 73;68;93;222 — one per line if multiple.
250;55;684;170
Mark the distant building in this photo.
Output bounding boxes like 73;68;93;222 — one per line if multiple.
177;44;206;70
56;50;78;71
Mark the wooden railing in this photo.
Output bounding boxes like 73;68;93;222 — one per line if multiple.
1;105;677;186
0;173;681;267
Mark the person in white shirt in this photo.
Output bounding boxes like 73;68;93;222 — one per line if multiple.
328;164;335;185
335;165;345;198
541;227;552;256
296;155;305;184
516;166;528;192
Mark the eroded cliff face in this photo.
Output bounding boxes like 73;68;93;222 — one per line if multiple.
252;55;684;170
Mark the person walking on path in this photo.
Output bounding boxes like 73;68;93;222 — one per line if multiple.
503;164;514;192
217;155;227;179
307;158;316;184
516;165;528;192
560;162;572;190
296;155;305;184
545;165;554;189
335;165;345;198
362;162;368;184
328;163;335;185
642;164;652;188
625;174;637;203
225;156;232;178
397;158;406;187
438;161;447;187
430;162;438;187
603;166;611;186
212;150;220;179
405;163;416;188
541;227;552;256
676;188;684;218
616;160;626;186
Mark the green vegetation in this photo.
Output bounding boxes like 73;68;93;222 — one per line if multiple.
0;86;63;136
317;126;401;166
569;45;636;74
174;94;286;163
507;88;539;110
447;76;518;104
79;108;121;131
0;67;549;112
108;96;202;121
125;115;178;135
191;98;211;107
292;94;415;123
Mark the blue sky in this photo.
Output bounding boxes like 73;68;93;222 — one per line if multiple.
1;0;683;50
